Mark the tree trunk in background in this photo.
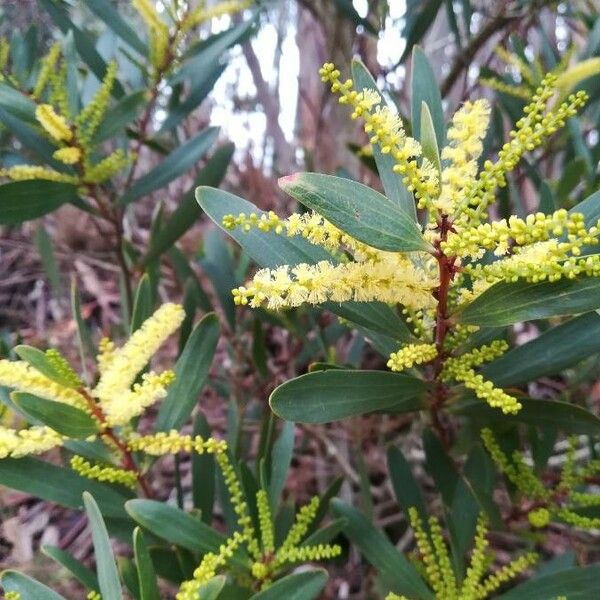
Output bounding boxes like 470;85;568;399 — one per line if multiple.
296;1;358;174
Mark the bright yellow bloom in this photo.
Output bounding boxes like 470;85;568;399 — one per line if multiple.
0;360;85;408
127;431;227;456
0;165;79;184
233;256;436;311
181;0;252;33
0;425;63;458
93;303;185;404
387;343;438;372
36;104;72;142
53;146;81;165
70;455;137;489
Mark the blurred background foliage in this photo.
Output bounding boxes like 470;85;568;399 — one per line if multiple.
0;0;599;598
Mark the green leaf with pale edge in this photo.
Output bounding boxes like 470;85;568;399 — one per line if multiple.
12;392;98;438
332;500;433;598
85;0;146;54
42;545;99;592
268;421;294;508
133;528;160;600
0;570;66;599
420;102;441;176
249;570;328;600
497;565;600;599
351;59;415;218
93;90;146;144
483;312;600;386
83;493;123;600
387;446;427;522
130;274;152;334
155;313;219;432
270;370;426;423
458;277;600;326
279;173;428;252
455;397;600;435
0;457;129;518
197;576;226;600
0;181;78;224
120;127;219;205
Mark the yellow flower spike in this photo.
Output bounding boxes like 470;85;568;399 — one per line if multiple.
70;455;137;489
0;425;63;459
459;515;489;599
132;0;169;75
52;146;81;165
87;591;101;600
275;496;321;565
5;591;22;600
387;343;438;373
127;431;227;456
233;258;436;311
0;360;86;408
408;507;444;596
93;303;185;404
176;531;246;600
474;552;538;598
35;104;72;142
101;370;175;427
256;489;275;554
385;595;409;600
428;516;457;598
528;507;551;528
480;77;532;100
181;0;252;33
0;165;79;184
32;42;61;99
84;149;131;184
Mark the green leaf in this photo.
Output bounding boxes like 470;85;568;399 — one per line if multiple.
85;0;146;54
71;278;94;383
351;59;416;219
121;127;219;205
0;457;129;518
42;545;99;592
497;565;600;599
420;102;441;177
14;345;77;387
197;576;227;600
268;421;294;508
332;500;432;598
458;277;600;326
482;312;600;386
142;144;234;265
155;313;219;432
411;47;445;146
279;173;428;252
401;1;445;63
0;181;78;224
0;570;66;600
130;274;153;334
249;570;328;600
83;492;123;600
93;90;146;144
133;528;161;600
270;370;426;423
0;81;37;122
387;446;427;522
36;226;63;294
12;392;98;438
333;0;377;34
456;398;600;436
125;499;229;557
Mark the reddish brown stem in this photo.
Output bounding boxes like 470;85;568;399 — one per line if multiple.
78;387;154;498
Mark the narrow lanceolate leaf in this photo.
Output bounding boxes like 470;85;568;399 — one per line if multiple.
12;392;98;439
332;501;433;599
133;528;161;600
14;345;78;388
83;493;123;600
85;0;146;54
497;565;600;599
142;144;234;265
0;570;67;600
42;545;99;592
0;457;129;518
130;274;153;334
351;58;416;219
268;421;295;508
249;570;328;600
411;46;445;146
197;576;227;600
387;446;427;522
456;398;600;436
483;312;600;386
0;181;78;224
270;370;427;423
120;127;219;205
458;277;600;326
155;313;219;432
420;102;441;177
279;173;429;252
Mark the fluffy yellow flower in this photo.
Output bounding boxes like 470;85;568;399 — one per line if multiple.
35;104;72;142
93;303;185;404
0;425;63;458
0;165;79;184
53;146;81;165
